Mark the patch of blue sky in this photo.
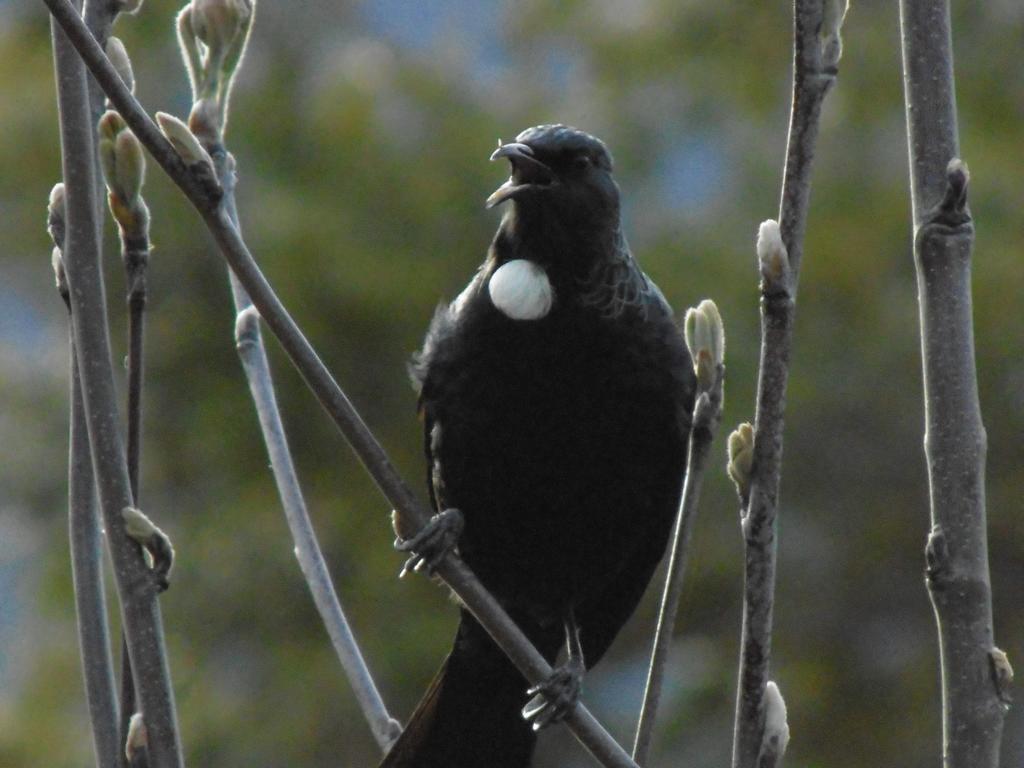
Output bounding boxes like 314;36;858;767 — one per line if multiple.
656;134;727;209
0;286;49;356
359;0;511;81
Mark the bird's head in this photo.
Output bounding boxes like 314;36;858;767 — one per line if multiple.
486;125;620;229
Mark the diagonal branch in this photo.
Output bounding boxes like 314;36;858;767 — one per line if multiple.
42;2;640;765
731;1;842;766
898;1;1010;765
50;7;182;768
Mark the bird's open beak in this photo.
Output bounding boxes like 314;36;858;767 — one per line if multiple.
486;142;556;209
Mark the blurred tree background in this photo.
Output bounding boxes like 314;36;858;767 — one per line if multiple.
1;1;1021;766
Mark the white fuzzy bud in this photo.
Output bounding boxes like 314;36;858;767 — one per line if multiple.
49;182;66;217
156;111;214;169
125;712;148;760
105;37;135;93
47;183;67;250
760;681;791;761
234;305;261;346
756;219;790;291
52;247;68;296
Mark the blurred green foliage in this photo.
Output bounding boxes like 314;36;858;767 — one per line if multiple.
1;1;1022;767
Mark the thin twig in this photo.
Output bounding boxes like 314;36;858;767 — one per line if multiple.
220;152;401;751
898;1;1010;765
43;3;639;765
633;365;724;765
731;2;840;766
124;238;147;501
52;199;121;768
50;8;183;768
119;230;151;768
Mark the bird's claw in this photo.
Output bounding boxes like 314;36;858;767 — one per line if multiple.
521;656;584;731
395;508;464;578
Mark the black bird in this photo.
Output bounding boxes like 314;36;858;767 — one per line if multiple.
382;125;696;768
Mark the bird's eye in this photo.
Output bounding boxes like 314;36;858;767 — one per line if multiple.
573;154;592;170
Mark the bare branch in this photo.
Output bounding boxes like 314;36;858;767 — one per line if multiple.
42;2;640;764
51;192;121;768
50;6;182;767
899;2;1010;761
731;2;843;766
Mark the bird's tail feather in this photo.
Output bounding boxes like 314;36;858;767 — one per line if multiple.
379;611;542;768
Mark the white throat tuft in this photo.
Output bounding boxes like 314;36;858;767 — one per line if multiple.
488;260;553;320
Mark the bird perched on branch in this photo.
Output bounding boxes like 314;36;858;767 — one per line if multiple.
383;124;696;768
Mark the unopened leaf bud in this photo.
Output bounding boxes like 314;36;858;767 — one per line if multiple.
125;712;148;760
756;219;790;291
48;182;66;217
122;505;159;541
989;647;1014;705
821;0;850;69
727;422;755;497
122;506;175;589
760;681;790;760
188;97;221;145
105;37;135;93
52;246;68;297
944;158;970;212
684;299;725;392
98;109;127;143
234;304;261;347
190;0;253;57
99;144;118;200
114;130;146;205
156;111;213;169
47;183;67;247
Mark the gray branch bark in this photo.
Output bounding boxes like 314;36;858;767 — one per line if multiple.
43;3;639;764
50;6;182;767
69;346;122;768
898;2;1010;765
54;204;120;768
732;2;840;766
